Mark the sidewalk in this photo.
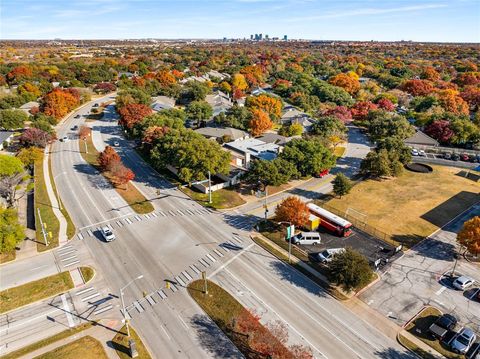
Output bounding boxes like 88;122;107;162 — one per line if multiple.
20;321;121;359
43;148;68;247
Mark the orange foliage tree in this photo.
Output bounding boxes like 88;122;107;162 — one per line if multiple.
18;82;41;98
275;196;310;228
350;101;378;120
457;216;480;256
6;65;32;84
42;88;80;120
420;66;441;82
118;103;152;129
156;70;177;87
98;146;121;171
246;94;282;120
142;126;169;144
329;72;360;95
249;109;273;136
436;89;469;115
401;79;435;96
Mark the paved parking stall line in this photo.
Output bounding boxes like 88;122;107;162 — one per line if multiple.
145;214;151;219
87;229;93;236
135;215;142;221
168;210;176;216
169;283;178;292
159;211;166;217
151;212;158;217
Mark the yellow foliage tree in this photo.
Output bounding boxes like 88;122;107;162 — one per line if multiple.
232;73;248;91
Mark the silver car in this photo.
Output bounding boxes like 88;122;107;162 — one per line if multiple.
452;327;476;354
101;226;115;242
453;276;475;290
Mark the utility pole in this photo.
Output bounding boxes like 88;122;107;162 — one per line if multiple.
83;137;88;154
264;185;268;220
208;171;212;204
202;271;208;294
37;208;49;246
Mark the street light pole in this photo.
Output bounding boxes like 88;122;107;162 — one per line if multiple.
208;171;212;204
120;274;144;338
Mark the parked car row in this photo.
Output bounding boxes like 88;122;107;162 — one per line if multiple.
428;313;479;356
443;152;480;163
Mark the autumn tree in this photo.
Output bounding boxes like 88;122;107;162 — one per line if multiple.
420;66;441;82
321;106;352;123
400;79;435;96
98;146;121;171
246;94;282;120
460;86;480;111
6;65;32;84
350;101;378;121
118;103;152;129
41;88;80;120
249;109;273;136
78;125;91;139
17;147;43;170
457;216;480;256
232;73;248;92
142;126;169;145
0;155;25;207
0;207;25;254
329;72;360;95
424;120;454;144
275;196;310;228
110;161;135;189
376;98;395;111
436;89;469;115
17;82;42;98
19;128;54;148
93;82;116;94
156;70;176;87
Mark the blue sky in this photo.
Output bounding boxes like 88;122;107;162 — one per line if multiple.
1;0;479;42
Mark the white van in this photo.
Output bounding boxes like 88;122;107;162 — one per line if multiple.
291;232;321;246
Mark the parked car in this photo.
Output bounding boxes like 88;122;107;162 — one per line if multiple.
290;232;321;246
451;153;460;161
471;155;480;163
114;141;120;147
93;103;99;107
451;327;476;354
74;114;81;119
72;125;78;130
460;154;470;162
101;226;116;242
443;152;452;160
428;314;457;339
309;248;346;263
411;149;419;156
61;136;69;142
418;149;426;156
467;342;480;359
453;276;475;290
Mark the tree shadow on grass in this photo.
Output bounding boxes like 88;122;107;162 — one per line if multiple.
190;313;243;359
268;260;328;298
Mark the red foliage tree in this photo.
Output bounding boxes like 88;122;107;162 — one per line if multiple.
424;120;454;144
401;79;435;96
232;88;245;100
289;344;314;359
118;103;152;129
322;106;353;123
94;82;116;94
110;162;135;188
460;86;480;110
454;72;480;87
98;146;121;171
249;109;273;137
376;98;395;111
42;88;80;120
275;196;310;228
350;101;378;120
6;65;32;84
19;128;54;148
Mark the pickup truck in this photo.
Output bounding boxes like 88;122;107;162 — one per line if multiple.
429;314;457;340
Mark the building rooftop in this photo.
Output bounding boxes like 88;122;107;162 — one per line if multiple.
195;126;248;141
0;131;14;143
224;138;280;161
404;130;439;147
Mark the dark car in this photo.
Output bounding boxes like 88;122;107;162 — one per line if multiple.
460;154;470;162
71;125;78;130
443;152;452;160
428;314;457;339
451;153;460;161
467;342;480;359
74;114;81;119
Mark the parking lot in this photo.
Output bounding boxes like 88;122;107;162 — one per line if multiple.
299;225;402;268
360;204;480;330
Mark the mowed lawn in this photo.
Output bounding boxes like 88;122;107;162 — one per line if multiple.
33;336;108;359
327;166;479;239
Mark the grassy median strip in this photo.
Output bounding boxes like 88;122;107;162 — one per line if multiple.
0;272;73;314
0;322;94;359
111;325;152;359
405;306;463;359
48;154;75;240
181;186;245;209
34;154;60;252
33;335;107;359
79;128;154;214
397;332;438;359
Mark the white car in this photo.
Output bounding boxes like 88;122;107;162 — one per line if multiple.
411;149;419;156
61;136;69;142
101;226;115;242
311;248;346;263
453;276;475;290
451;327;476;354
113;141;120;147
418;149;426;156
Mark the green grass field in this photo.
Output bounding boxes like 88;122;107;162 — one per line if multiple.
33;336;107;359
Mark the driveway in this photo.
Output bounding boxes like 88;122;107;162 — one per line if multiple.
360;203;480;329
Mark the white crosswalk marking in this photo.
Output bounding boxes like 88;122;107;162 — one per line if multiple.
189;264;200;274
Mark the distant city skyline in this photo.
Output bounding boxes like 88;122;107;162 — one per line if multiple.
1;0;479;42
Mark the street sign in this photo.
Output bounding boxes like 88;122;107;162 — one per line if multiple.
286;225;295;239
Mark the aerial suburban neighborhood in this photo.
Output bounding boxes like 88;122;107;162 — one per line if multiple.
0;1;479;358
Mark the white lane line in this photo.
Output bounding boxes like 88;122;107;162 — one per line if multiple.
63;260;80;267
61;294;75;328
121;309;131;320
93;305;113;315
61;255;77;262
161;325;171;340
177;210;184;215
76;287;94;296
133;301;144;313
146;294;156;306
178;314;189;330
168;210;176;216
29;264;49;271
152;212;158;217
175;276;186;287
182;270;193;281
57;245;73;252
206;254;216;263
213;249;224;258
87;229;93;236
145;214;151;219
208;243;254;278
470;288;480;300
159;211;166;217
199;259;210;267
186;209;194;215
107;224;113;230
169;283;178;292
435;287;447;295
135;216;141;221
82;293;100;302
0;308;62;334
78;212;134;230
189;264;200;275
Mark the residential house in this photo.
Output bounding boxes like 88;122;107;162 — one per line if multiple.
0;131;14;150
224;138;281;168
194;126;249;143
280;105;315;132
19;101;39;115
257;133;293;146
205;91;233;117
151;96;176;112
